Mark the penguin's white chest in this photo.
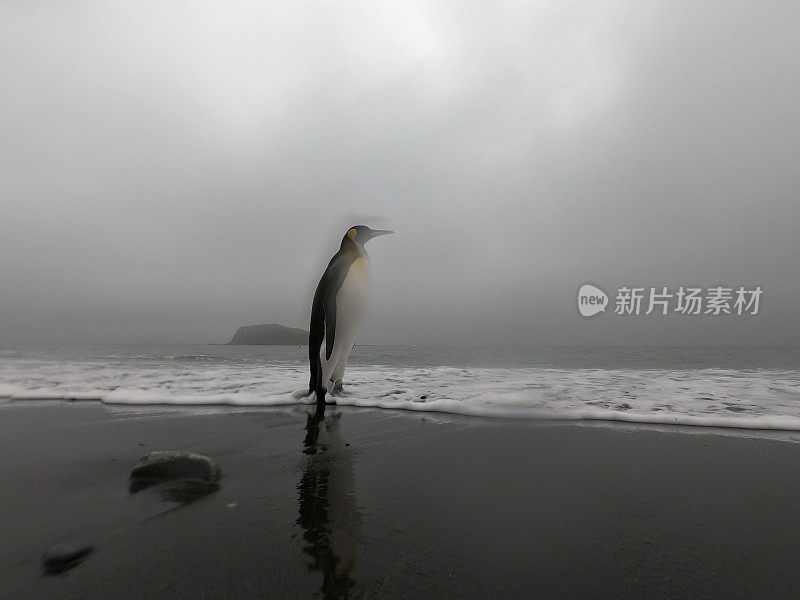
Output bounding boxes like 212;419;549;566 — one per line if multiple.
335;256;371;336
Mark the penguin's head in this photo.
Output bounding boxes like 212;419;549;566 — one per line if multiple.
343;225;393;246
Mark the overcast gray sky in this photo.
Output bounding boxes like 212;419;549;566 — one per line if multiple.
1;1;798;346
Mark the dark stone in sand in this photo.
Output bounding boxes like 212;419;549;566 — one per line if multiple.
130;451;221;486
130;452;222;503
42;540;93;574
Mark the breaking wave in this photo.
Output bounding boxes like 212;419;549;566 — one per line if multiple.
2;353;800;432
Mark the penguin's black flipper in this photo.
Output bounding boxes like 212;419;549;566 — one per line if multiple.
324;291;336;361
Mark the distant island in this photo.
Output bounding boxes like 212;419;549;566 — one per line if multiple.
227;324;308;345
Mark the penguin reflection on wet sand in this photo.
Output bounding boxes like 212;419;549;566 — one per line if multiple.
298;406;363;598
309;226;393;405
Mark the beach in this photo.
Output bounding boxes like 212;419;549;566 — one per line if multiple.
3;400;800;599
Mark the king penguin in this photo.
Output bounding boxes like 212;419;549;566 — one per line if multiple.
309;225;393;405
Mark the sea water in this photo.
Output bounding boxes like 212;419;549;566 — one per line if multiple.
1;344;799;432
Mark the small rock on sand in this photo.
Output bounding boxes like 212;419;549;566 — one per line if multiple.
42;540;93;574
130;451;221;485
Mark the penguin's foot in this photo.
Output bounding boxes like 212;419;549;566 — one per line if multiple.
329;380;346;396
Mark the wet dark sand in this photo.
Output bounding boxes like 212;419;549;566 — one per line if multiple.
3;400;800;599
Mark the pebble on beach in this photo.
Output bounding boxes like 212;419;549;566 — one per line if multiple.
42;540;93;574
130;451;221;485
129;451;222;503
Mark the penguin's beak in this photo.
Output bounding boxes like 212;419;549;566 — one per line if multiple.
369;229;394;239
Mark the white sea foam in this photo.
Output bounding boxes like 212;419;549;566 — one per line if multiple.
2;353;800;432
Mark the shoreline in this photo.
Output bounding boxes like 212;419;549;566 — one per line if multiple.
6;394;800;441
3;401;800;598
